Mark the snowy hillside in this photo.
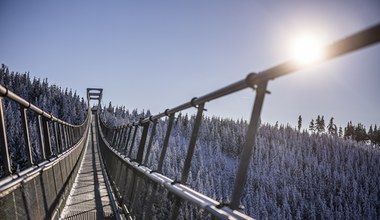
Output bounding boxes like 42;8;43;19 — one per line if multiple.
101;106;380;219
0;65;87;176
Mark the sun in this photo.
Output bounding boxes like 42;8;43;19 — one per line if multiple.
290;33;325;65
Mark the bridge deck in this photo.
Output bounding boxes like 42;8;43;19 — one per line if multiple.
61;117;118;219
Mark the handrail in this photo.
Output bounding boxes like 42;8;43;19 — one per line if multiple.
0;83;91;177
97;23;380;219
0;84;92;219
0;85;86;127
0;123;90;195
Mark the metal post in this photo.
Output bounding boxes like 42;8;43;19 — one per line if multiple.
116;128;122;149
181;103;205;183
63;125;69;151
157;113;175;172
112;129;118;148
69;127;74;146
118;127;127;152
143;119;157;165
68;126;73;147
171;103;205;220
118;128;126;151
58;124;64;151
66;126;71;147
76;127;79;142
0;97;12;175
42;117;52;158
108;129;114;144
53;122;60;154
36;114;46;160
76;127;80;141
230;81;268;209
107;128;113;142
123;126;132;155
128;125;138;158
58;123;64;152
136;123;150;163
20;106;33;166
115;128;122;150
66;126;70;148
118;127;127;151
73;127;77;143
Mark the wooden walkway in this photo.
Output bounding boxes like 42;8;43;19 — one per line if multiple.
61;117;119;219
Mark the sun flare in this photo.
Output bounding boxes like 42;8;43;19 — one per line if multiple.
290;33;325;65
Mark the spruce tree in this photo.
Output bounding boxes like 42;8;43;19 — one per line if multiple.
309;119;315;132
327;117;337;135
316;115;321;131
368;125;373;144
344;121;354;139
338;127;343;137
318;116;325;133
373;125;380;145
354;123;367;142
298;115;302;131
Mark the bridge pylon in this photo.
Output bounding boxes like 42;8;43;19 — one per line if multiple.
87;88;103;113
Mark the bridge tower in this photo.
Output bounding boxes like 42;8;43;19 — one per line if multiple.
87;88;103;114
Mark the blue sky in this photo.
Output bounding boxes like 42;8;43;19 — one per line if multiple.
1;0;379;129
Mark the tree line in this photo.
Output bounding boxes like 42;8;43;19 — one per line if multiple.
297;115;380;145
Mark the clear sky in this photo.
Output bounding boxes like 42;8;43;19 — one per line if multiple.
1;0;379;129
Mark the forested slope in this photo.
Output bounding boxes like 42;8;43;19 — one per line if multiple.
2;63;377;218
0;65;87;176
101;105;380;219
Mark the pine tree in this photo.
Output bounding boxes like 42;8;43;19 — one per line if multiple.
316;115;321;131
316;116;325;133
368;125;373;144
373;125;380;145
344;121;354;139
107;101;114;113
327;117;337;135
298;115;302;131
338;127;343;137
309;119;315;132
354;123;367;142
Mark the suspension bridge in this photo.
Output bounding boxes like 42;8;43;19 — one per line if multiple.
0;24;379;219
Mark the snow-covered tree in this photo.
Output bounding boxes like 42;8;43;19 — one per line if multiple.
309;119;315;132
297;115;302;131
327;117;337;135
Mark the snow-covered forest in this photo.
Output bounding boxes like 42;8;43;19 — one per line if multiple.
0;65;87;177
101;103;380;219
1;64;379;219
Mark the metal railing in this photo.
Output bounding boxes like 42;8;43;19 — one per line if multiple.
96;23;380;219
0;85;91;219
